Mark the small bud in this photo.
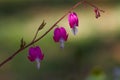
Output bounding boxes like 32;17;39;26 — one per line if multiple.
20;38;26;48
94;8;101;19
38;20;46;31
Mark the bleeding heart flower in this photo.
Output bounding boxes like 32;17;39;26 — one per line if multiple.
94;8;100;19
28;46;44;69
53;27;68;48
68;12;79;35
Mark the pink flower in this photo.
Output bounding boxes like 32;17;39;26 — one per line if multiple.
28;46;44;69
68;12;79;35
94;8;100;19
53;27;68;48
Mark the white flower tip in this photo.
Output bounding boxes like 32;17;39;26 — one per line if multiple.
36;58;40;70
72;27;78;35
59;38;64;48
60;44;64;49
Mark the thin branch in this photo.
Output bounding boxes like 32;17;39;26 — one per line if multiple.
83;1;105;13
32;29;39;42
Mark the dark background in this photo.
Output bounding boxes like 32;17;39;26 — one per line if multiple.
0;0;120;80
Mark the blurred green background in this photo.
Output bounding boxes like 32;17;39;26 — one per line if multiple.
0;0;120;80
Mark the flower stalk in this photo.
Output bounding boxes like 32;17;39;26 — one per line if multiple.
0;0;104;68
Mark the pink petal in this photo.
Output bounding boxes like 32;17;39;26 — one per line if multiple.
68;12;79;28
60;27;68;41
53;28;61;42
28;56;35;62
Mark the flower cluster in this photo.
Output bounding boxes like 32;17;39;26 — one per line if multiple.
0;0;104;69
28;9;102;69
28;12;79;69
53;9;102;48
53;12;79;48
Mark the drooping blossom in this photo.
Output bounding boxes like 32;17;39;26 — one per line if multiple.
28;46;44;69
94;8;100;19
53;27;68;48
68;12;79;35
